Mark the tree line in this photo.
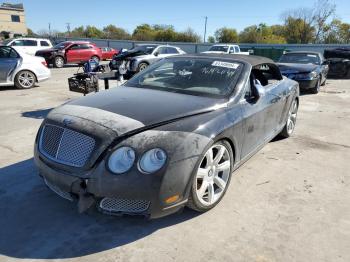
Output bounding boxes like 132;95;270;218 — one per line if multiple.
30;0;349;44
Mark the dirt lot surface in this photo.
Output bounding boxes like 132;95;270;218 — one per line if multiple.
0;67;349;262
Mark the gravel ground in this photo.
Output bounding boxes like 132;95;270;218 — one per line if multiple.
0;67;349;262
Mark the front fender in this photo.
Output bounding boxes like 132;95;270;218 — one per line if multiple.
115;130;213;204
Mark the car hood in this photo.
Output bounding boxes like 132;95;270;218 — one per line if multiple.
277;63;318;73
48;86;227;137
35;48;59;54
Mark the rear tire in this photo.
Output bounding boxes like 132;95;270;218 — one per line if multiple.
279;98;298;138
14;70;36;89
54;56;64;68
187;140;233;212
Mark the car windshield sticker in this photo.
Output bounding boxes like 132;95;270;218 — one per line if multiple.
212;61;239;69
202;66;237;78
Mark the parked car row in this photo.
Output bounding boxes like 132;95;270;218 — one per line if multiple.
1;37;346;93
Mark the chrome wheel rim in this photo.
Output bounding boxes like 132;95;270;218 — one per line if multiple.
18;72;35;88
55;57;64;67
287;100;298;134
195;144;231;206
139;63;147;71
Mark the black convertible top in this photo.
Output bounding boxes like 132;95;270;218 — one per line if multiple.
179;53;275;66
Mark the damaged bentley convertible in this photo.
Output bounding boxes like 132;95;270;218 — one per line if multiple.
34;54;299;219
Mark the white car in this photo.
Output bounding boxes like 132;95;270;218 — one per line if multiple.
0;46;51;89
2;38;52;56
202;44;249;55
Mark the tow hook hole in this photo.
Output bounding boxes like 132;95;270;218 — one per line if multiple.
80;181;87;189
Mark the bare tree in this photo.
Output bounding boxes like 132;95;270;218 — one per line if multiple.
281;7;316;43
312;0;336;43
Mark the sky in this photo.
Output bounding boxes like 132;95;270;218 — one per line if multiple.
21;0;350;38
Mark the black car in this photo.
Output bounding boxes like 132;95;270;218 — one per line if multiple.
278;51;329;94
34;54;299;219
324;48;350;79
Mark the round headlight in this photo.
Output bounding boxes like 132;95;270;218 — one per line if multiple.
309;71;317;78
139;148;167;173
108;147;135;174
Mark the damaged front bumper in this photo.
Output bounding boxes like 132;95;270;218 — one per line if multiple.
34;144;195;219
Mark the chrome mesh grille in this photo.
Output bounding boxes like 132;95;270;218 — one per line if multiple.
39;124;95;167
99;198;150;213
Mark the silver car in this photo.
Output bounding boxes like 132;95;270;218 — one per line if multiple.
0;46;51;89
126;44;186;72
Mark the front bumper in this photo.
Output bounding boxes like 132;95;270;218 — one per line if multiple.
294;78;318;90
34;144;195;219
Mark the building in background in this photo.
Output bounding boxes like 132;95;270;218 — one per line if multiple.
0;3;26;39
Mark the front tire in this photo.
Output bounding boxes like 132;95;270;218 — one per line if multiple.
279;98;298;138
187;140;233;212
14;70;36;89
54;56;65;68
137;62;148;72
310;77;321;94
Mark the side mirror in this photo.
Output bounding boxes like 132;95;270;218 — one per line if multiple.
154;52;159;57
322;60;330;65
253;80;265;100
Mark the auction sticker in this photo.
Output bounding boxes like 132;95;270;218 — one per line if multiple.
212;61;239;69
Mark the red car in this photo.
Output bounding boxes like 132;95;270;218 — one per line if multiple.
100;47;119;60
35;41;103;68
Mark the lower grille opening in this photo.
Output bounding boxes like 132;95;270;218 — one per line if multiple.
44;179;74;201
99;198;150;214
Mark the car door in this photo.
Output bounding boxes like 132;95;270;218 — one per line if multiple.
240;75;271;159
240;68;284;159
40;40;51;50
10;39;26;54
0;47;19;83
23;40;38;55
154;47;168;59
228;46;234;54
165;47;180;57
65;44;81;63
78;44;95;62
258;64;287;136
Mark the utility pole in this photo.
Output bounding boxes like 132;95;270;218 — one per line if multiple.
48;23;51;37
66;22;71;37
203;16;208;43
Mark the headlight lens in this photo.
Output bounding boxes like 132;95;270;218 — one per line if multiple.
108;147;135;174
295;71;317;80
139;148;167;173
309;71;317;78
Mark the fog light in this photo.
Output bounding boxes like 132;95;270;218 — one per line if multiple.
165;195;180;204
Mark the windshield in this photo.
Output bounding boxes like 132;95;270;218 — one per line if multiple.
131;45;157;54
279;53;320;65
209;46;229;52
127;57;243;98
53;42;71;49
